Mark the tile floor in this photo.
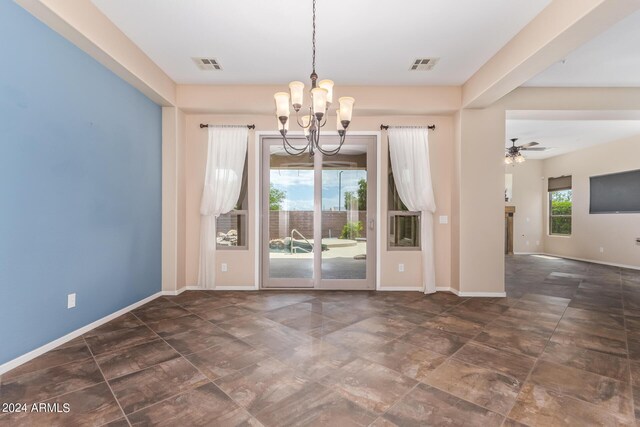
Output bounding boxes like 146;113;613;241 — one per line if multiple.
1;255;640;426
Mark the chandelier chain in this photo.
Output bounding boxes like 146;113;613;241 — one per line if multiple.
312;0;316;74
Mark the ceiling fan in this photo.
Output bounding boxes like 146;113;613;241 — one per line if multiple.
505;138;547;164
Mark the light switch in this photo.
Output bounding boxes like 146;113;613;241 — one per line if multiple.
67;293;76;309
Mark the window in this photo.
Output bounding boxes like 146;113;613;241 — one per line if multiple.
388;155;420;249
548;176;572;236
217;154;249;249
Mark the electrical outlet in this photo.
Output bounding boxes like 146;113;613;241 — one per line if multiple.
398;263;405;273
439;215;448;224
67;293;76;309
599;247;604;253
221;263;228;272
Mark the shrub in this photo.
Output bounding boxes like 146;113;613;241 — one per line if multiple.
340;221;363;239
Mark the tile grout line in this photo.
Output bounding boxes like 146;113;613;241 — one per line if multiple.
128;310;261;425
82;335;133;427
502;269;580;419
502;270;635;423
367;382;421;426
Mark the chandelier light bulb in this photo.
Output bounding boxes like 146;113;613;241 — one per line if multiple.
288;81;305;109
302;115;312;136
318;79;334;104
274;92;290;118
312;88;328;117
338;97;355;122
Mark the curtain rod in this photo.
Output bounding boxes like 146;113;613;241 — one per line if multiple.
200;124;255;129
380;124;435;131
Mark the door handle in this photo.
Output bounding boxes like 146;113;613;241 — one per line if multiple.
369;219;375;230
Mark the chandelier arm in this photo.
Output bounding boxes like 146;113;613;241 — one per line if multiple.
283;144;307;156
319;113;328;128
281;133;310;155
315;131;346;156
313;126;321;147
295;108;313;128
282;140;307;156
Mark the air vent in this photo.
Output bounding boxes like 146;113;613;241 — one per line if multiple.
193;57;222;71
410;58;438;71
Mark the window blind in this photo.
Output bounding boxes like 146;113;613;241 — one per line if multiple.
548;176;572;191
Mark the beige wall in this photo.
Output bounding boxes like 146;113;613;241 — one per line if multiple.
176;109;187;288
183;114;453;289
506;160;545;254
162;107;186;292
457;108;506;294
542;135;640;268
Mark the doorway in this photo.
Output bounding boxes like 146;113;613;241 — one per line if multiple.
261;135;377;289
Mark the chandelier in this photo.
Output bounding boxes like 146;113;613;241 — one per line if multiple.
273;0;354;156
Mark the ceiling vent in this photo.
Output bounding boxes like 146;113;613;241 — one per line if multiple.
193;57;222;71
410;58;438;71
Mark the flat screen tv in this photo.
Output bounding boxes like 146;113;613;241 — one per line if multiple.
590;169;640;214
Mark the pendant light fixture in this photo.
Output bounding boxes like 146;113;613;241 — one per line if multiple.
273;0;354;156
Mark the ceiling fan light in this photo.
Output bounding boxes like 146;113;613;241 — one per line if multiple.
505;155;514;165
515;154;526;163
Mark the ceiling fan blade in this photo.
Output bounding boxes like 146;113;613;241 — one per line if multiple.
520;147;547;151
519;141;539;148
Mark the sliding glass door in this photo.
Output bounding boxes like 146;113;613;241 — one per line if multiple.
261;135;376;289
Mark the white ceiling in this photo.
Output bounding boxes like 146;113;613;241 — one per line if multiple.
91;0;549;85
506;118;640;159
525;9;640;87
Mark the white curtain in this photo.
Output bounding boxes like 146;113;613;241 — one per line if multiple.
198;126;248;289
388;127;437;294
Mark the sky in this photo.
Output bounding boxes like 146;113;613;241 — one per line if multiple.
270;169;367;211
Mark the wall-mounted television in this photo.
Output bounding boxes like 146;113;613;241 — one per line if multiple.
590;169;640;214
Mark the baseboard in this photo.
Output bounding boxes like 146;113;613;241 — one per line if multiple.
458;291;507;297
0;291;163;376
161;287;186;296
378;286;423;291
542;253;640;271
436;286;458;295
184;285;257;291
513;252;542;255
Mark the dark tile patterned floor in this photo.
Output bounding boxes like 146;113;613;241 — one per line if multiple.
1;255;640;426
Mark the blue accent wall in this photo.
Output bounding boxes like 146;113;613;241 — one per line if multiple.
0;1;162;364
